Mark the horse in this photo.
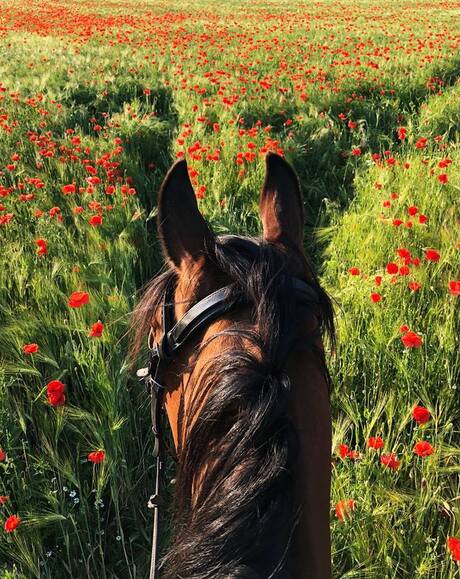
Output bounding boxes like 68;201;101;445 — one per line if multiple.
128;152;335;578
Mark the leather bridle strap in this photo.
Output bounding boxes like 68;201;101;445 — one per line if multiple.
136;276;320;579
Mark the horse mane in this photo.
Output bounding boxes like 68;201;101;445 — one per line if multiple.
128;235;334;578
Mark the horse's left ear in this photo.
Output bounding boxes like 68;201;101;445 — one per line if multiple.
259;152;304;251
157;158;214;270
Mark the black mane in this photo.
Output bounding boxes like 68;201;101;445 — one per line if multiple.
129;235;334;578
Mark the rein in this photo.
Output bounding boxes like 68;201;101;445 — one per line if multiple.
136;276;320;579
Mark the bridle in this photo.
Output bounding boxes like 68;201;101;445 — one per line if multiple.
136;275;321;579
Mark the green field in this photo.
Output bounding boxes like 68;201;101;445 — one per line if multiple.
0;0;459;577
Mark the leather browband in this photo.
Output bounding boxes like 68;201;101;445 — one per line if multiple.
150;276;319;364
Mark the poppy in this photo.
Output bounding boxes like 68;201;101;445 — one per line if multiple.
386;263;398;274
339;444;349;458
89;215;102;226
88;450;105;464
425;249;440;262
397;248;411;260
447;537;460;562
89;321;104;338
412;406;430;424
401;331;423;348
0;496;9;505
368;436;384;449
371;293;382;303
380;452;400;471
23;343;39;354
448;281;460;296
335;499;356;521
347;450;361;460
348;267;360;276
0;448;5;461
68;291;89;308
413;441;434;457
438;174;448;184
46;380;66;407
62;184;76;194
399;266;410;276
415;137;428;149
397;127;407;140
408;281;421;292
36;239;47;255
4;515;20;533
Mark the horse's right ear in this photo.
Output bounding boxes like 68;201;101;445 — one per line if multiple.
259;152;304;251
157;159;214;270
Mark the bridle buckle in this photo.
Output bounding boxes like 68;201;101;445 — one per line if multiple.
147;493;161;509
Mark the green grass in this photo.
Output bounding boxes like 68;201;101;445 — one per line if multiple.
0;0;459;577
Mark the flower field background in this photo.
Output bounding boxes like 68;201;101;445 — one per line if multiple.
0;0;459;577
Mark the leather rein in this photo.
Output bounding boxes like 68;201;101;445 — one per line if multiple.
136;276;320;579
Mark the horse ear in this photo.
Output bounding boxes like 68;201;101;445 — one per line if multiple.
259;152;304;250
157;159;214;269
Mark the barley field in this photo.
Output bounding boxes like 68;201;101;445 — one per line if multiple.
0;0;459;577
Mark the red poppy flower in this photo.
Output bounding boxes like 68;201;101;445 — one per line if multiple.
23;343;39;354
89;321;104;338
347;450;361;460
62;184;76;194
351;148;361;156
425;249;440;262
375;275;382;287
397;127;407;140
386;262;399;274
0;448;5;461
46;380;66;407
408;281;421;292
68;291;89;308
392;219;403;227
447;537;460;562
348;267;361;276
438;173;448;184
412;406;430;424
371;293;382;303
339;444;349;458
380;452;400;471
401;331;423;348
4;515;21;533
397;248;411;260
0;496;9;505
400;325;410;333
448;281;460;296
88;450;105;464
335;499;356;521
368;436;384;449
399;266;410;276
89;215;102;226
36;238;47;255
418;214;428;224
415;137;427;149
407;206;418;216
413;441;434;457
